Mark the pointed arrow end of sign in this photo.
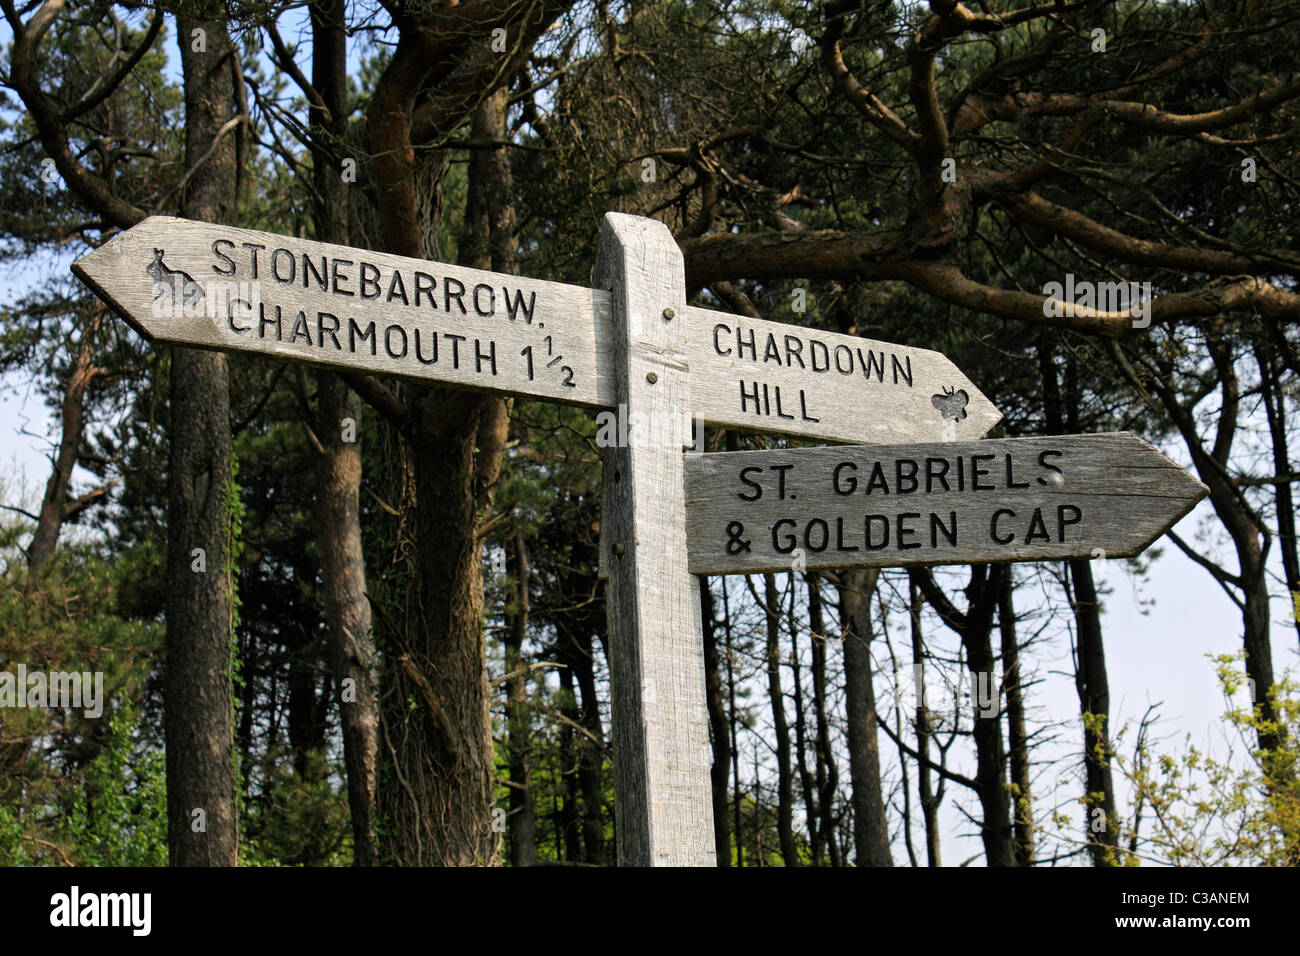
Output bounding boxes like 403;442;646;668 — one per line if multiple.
1107;432;1209;558
71;221;163;343
971;400;1004;441
939;384;1002;441
929;360;1003;441
1130;431;1210;498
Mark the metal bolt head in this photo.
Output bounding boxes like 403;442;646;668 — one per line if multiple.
613;543;626;556
646;372;658;384
662;307;676;321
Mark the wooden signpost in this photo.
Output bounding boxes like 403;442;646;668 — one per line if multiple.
71;216;1001;446
684;434;1208;575
73;211;1206;868
72;216;615;408
680;305;1001;444
594;214;714;865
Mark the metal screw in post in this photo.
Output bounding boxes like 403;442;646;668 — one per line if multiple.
613;543;626;557
646;372;658;384
662;307;675;321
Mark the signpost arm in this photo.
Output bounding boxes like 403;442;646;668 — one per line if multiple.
594;212;715;866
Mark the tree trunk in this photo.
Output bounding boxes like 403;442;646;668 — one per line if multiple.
556;663;583;861
808;574;842;866
1149;328;1283;759
916;565;1015;865
1255;336;1300;648
27;306;101;578
762;573;798;864
722;576;744;867
504;528;536;866
313;372;379;866
370;78;513;864
998;574;1034;865
910;579;941;867
963;565;1014;866
286;627;327;780
548;616;606;865
376;400;498;864
788;595;820;863
1202;333;1280;758
1068;558;1119;865
570;627;606;866
165;8;240;866
306;0;380;868
839;567;893;866
1040;337;1119;865
700;576;732;865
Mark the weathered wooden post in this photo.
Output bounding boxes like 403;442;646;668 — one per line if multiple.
593;213;715;866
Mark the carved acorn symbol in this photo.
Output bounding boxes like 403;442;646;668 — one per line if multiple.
931;385;969;421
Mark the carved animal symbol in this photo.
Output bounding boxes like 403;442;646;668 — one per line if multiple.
146;249;204;314
931;385;969;422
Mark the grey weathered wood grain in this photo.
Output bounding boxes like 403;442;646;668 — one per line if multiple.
73;216;1002;445
684;433;1208;575
72;216;616;408
595;213;715;866
682;305;1002;444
